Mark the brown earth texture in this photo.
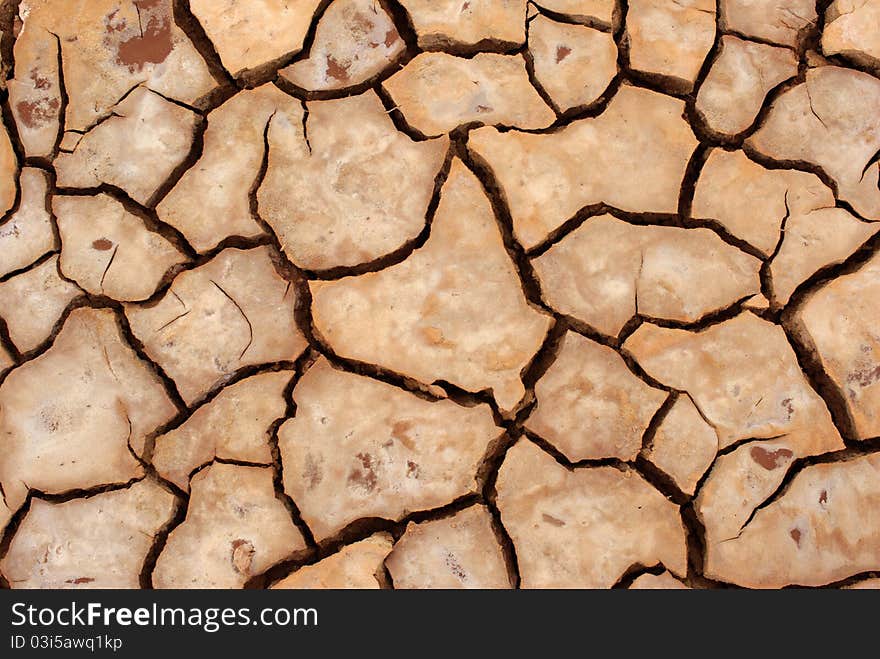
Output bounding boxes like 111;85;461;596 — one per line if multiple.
1;0;880;590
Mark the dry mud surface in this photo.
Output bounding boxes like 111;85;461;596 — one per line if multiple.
0;0;879;590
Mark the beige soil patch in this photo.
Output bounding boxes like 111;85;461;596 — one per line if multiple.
0;1;878;590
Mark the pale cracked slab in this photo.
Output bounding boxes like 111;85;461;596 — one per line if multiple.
310;159;551;412
157;85;300;252
629;316;844;557
20;0;215;133
823;0;880;68
697;436;801;547
747;66;880;220
55;194;188;301
694;148;841;255
720;0;817;48
624;313;844;455
399;0;527;48
190;0;323;76
704;454;880;588
626;0;716;91
279;359;499;540
793;251;880;440
153;370;293;491
469;85;697;250
535;1;616;25
0;123;16;216
496;440;687;588
258;90;449;271
125;246;306;405
281;0;405;91
0;479;177;589
386;505;512;589
55;86;199;206
0;168;55;278
526;331;666;462
770;205;878;307
695;147;795;255
272;534;393;589
153;463;306;588
382;52;555;137
0;255;81;353
528;14;617;112
532;215;761;336
8;10;60;159
696;36;797;136
644;395;718;497
693;149;877;305
629;571;689;589
0;308;177;508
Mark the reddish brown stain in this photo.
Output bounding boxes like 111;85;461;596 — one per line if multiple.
30;69;52;90
790;528;801;546
16;68;59;128
847;364;880;388
347;452;377;492
384;26;399;48
781;397;794;417
106;9;126;32
92;238;114;251
65;577;95;584
351;11;374;33
819;489;828;505
134;0;164;9
556;45;572;63
325;55;351;82
16;96;60;129
114;1;173;71
750;446;794;470
542;513;566;527
475;104;493;114
445;552;467;580
406;460;420;479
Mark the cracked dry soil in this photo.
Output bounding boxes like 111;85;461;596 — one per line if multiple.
0;0;879;590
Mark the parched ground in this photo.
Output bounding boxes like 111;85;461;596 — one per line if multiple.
0;0;879;590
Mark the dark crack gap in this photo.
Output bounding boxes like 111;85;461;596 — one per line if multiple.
144;113;206;209
611;562;668;589
172;0;236;90
780;312;858;444
256;493;482;589
139;484;188;589
531;2;616;32
234;0;336;90
54;183;199;261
